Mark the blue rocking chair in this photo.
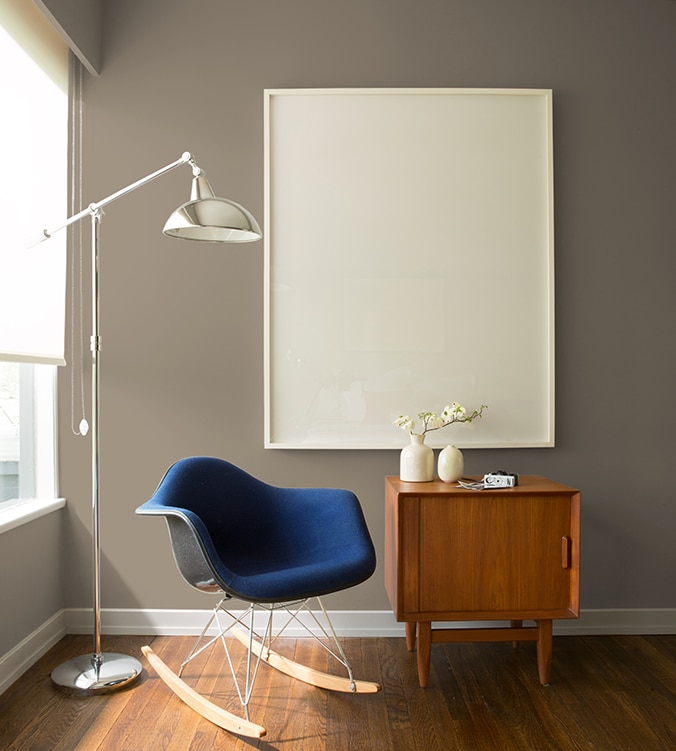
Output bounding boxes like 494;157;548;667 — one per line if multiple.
136;456;379;737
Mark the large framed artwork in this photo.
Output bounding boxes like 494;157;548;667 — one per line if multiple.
264;88;554;449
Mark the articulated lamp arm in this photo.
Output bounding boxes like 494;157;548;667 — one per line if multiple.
40;151;261;243
41;152;197;239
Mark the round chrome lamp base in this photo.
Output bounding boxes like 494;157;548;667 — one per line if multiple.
51;653;142;694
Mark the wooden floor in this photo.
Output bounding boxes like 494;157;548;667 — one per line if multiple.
1;633;674;750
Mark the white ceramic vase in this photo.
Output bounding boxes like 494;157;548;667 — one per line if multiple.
400;433;434;482
438;444;464;483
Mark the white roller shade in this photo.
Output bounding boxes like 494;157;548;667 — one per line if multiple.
0;0;68;365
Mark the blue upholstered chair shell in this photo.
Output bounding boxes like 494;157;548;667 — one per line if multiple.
135;456;379;737
136;456;376;602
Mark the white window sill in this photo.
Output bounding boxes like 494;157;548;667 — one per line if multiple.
0;497;66;534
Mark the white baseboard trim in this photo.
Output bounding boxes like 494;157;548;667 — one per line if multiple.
0;610;66;695
554;608;676;635
64;607;676;638
64;607;404;637
3;607;674;695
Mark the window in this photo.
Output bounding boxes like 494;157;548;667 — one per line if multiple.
0;363;20;504
0;2;67;511
0;363;57;508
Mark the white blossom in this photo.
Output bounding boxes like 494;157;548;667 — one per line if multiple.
393;415;415;432
394;402;486;436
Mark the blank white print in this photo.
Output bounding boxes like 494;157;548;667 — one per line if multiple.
265;89;554;448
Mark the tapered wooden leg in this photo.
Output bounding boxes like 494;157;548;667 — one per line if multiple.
511;620;523;650
416;622;432;688
536;619;553;685
405;621;417;652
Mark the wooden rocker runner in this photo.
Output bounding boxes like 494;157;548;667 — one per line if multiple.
136;457;380;737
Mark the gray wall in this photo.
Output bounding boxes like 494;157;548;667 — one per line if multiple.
55;0;675;616
0;512;63;657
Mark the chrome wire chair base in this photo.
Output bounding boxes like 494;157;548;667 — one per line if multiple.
142;596;380;737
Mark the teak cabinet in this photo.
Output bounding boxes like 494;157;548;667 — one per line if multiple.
384;475;580;686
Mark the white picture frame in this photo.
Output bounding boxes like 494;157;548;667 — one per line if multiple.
264;88;554;449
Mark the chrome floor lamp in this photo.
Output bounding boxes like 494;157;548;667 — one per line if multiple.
43;152;261;693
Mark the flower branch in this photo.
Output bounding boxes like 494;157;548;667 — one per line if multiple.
394;402;487;436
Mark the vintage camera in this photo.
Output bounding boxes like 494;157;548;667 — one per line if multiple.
483;471;519;489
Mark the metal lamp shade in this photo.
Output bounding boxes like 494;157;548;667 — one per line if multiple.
163;198;261;242
163;173;262;242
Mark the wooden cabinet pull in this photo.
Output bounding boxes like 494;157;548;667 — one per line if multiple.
561;536;571;569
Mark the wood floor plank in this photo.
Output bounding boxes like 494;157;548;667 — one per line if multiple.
0;635;147;751
184;640;262;751
604;634;676;694
277;638;320;750
574;636;676;750
499;645;595;751
325;638;382;751
161;631;255;749
90;636;181;751
427;640;474;746
374;636;419;751
290;636;330;750
533;636;672;751
57;637;150;751
473;641;567;750
354;637;394;751
238;637;289;746
399;640;460;751
0;634;86;748
2;634;676;750
156;637;242;750
477;641;593;751
444;641;532;751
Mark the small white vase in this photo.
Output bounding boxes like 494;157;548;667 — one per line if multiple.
438;444;464;483
400;434;434;482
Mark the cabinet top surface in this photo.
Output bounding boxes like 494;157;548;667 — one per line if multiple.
385;475;579;495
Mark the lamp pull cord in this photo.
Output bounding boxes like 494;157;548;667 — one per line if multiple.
69;53;88;436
